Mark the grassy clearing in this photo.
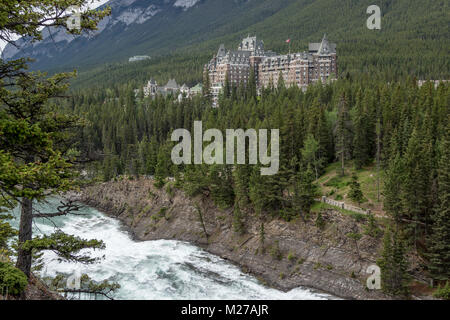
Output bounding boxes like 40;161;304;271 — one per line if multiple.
315;161;385;215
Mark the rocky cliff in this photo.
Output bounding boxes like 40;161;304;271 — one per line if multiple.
78;177;391;300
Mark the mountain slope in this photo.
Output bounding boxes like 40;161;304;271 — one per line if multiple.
2;0;449;80
2;0;301;70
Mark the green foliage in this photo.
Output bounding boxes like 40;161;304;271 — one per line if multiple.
0;262;28;296
24;48;447;280
363;213;382;238
428;125;450;282
346;232;362;241
315;211;325;229
165;183;175;198
433;282;450;300
348;174;364;204
270;240;282;261
301;135;323;180
291;165;317;221
0;214;17;255
259;222;265;253
22;231;105;264
287;252;296;262
349;212;366;223
232;204;245;235
378;226;410;296
27;0;448;87
0;0;111;278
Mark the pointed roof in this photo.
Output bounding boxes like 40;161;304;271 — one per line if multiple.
318;34;330;54
165;79;179;89
308;34;336;54
217;44;226;57
191;83;203;90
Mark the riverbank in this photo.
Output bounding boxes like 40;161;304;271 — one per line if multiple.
77;177;392;300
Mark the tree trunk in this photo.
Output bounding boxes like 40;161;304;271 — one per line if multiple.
16;197;33;278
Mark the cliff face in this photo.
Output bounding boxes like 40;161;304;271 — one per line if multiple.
79;177;389;300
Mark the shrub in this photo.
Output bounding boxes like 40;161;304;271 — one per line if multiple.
232;206;245;235
363;213;381;237
165;183;174;198
287;252;296;262
270;240;283;261
315;211;325;229
433;282;450;300
349;212;366;222
0;262;28;296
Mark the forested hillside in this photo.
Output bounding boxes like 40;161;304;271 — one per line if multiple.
4;0;449;86
1;0;449;300
62;75;450;295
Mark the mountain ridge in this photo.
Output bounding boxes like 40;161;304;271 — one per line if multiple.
2;0;449;80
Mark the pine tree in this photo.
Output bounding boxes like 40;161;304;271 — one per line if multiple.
335;93;352;176
428;125;450;282
348;174;364;205
353;90;370;169
203;69;211;101
383;152;405;222
277;71;285;92
378;225;410;296
233;164;252;208
154;142;172;188
232;203;245;235
0;0;110;278
401;128;433;246
246;68;257;100
209;164;235;209
292;165;317;221
301;134;322;180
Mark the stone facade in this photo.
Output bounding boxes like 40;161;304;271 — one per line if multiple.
205;35;337;106
141;78;202;100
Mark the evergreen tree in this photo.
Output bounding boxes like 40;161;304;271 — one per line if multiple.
353;90;371;169
292;165;317;221
383;152;405;222
232;203;245;235
301;134;322;180
428;125;450;282
348;174;364;205
154;142;173;188
335;93;353;176
0;0;110;278
378;225;410;296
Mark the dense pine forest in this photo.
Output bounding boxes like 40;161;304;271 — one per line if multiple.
1;0;449;300
61;75;450;296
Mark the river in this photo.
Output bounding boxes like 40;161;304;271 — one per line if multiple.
10;199;331;300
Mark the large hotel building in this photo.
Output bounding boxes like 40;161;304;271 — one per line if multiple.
205;34;337;105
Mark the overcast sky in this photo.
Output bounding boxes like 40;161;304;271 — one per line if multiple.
0;0;109;53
